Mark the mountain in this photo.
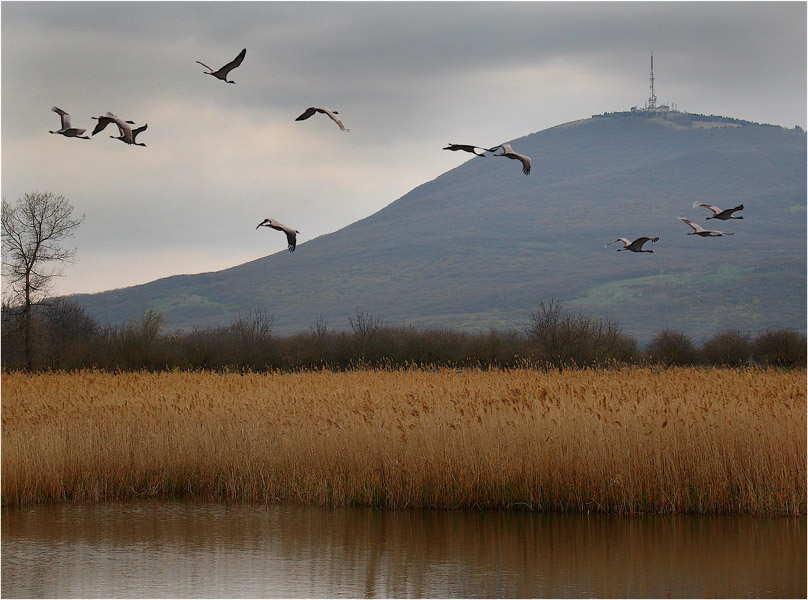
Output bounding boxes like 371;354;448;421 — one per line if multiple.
68;111;807;342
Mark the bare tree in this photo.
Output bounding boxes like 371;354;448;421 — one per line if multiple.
527;300;624;372
348;309;385;364
230;307;274;344
228;307;274;370
311;314;329;338
2;192;84;370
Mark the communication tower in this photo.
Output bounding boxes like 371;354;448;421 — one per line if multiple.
630;52;676;113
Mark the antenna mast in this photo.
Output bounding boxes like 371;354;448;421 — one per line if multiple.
648;52;657;109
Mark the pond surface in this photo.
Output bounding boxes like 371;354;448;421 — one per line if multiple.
2;501;805;598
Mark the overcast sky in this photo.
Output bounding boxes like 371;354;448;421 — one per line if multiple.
2;1;805;297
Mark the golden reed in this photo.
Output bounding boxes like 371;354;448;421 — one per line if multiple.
2;368;804;514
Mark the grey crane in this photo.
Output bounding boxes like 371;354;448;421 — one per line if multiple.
295;107;349;132
693;201;744;220
256;218;299;252
443;143;489;157
489;143;531;175
679;215;734;237
196;48;246;84
49;107;89;139
90;114;135;136
102;112;147;146
605;236;659;253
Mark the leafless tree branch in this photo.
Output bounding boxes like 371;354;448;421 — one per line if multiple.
2;192;84;370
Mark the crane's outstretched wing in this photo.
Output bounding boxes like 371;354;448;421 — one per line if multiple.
51;106;70;129
218;48;246;76
632;237;659;250
296;107;318;121
678;215;704;232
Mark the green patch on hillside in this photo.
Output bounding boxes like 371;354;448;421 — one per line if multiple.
575;265;755;307
574;273;690;305
647;116;742;130
406;310;529;332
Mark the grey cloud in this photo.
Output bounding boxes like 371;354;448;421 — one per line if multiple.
2;1;805;296
5;3;804;112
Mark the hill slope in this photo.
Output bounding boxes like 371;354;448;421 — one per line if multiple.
69;111;807;341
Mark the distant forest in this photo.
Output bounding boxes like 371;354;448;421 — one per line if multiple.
2;299;804;372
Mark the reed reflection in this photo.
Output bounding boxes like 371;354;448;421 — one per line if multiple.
2;501;805;598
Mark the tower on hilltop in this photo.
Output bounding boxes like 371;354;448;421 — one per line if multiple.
648;52;657;109
630;52;677;113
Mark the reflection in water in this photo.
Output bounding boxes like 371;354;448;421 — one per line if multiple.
2;501;805;598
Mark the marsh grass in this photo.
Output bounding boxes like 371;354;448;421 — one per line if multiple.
2;368;804;514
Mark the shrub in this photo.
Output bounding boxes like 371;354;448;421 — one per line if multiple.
701;330;752;367
753;329;807;367
646;329;698;366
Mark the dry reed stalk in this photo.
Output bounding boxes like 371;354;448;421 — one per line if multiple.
1;367;804;514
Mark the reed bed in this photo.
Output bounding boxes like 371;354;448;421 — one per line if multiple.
2;367;805;514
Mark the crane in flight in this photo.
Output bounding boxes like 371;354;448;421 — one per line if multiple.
90;113;135;136
102;112;148;146
49;107;90;139
196;48;246;84
256;218;299;252
679;215;734;237
489;143;531;175
692;202;744;220
295;107;349;132
605;237;659;253
443;143;490;157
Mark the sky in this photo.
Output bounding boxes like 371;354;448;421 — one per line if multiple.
2;1;806;298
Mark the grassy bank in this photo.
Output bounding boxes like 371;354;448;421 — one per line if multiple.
2;368;805;514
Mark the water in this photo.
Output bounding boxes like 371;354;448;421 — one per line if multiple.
2;501;805;598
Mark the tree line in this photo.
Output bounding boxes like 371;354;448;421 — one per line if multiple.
2;299;804;372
